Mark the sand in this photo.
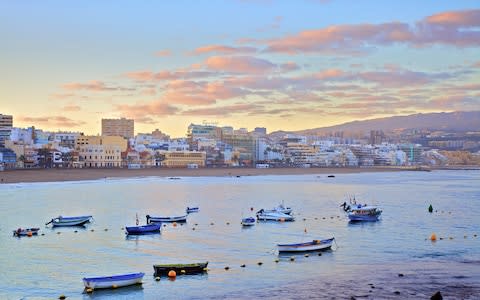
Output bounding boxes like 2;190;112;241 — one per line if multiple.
0;166;415;184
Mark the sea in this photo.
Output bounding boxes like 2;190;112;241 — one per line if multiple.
0;170;479;299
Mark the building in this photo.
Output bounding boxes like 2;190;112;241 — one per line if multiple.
101;118;134;139
77;144;122;168
0;147;16;170
221;132;257;166
54;132;82;149
253;127;267;136
187;123;222;149
370;130;385;145
75;135;128;152
0;114;13;147
161;151;206;168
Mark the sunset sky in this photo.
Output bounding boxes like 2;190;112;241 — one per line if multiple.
1;1;479;137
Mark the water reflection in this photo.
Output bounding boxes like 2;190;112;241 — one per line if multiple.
82;284;144;299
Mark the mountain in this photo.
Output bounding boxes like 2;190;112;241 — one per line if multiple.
273;111;480;136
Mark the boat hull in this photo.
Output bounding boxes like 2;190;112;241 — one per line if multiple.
348;214;381;222
278;238;334;252
146;214;187;223
186;207;199;213
125;224;161;235
241;217;256;226
83;272;144;289
50;216;92;227
256;210;294;221
153;262;208;276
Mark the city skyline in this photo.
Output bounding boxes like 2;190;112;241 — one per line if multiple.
1;1;479;137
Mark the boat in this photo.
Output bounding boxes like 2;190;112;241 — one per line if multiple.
13;227;40;237
153;262;208;276
83;272;144;290
327;175;335;178
146;214;187;223
277;238;335;252
347;205;382;222
241;217;256;226
46;215;92;227
125;223;161;235
256;209;295;221
266;202;292;215
186;207;199;213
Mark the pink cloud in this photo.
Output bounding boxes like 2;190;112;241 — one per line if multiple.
62;80;134;92
315;69;345;79
280;62;300;72
193;45;257;55
205;56;276;74
261;9;480;54
155;49;171;57
181;103;261;116
115;101;179;118
425;9;480;27
17;116;86;127
62;105;81;111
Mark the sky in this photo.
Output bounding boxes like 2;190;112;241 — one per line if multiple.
1;0;479;138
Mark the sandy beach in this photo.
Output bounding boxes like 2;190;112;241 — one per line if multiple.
0;166;416;184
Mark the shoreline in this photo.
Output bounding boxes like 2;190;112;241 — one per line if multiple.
0;166;430;184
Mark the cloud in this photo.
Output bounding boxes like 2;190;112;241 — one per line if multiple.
280;62;300;72
425;9;480;27
261;9;480;54
181;103;261;116
193;45;257;55
155;49;171;57
205;56;276;74
17;116;86;127
115;101;179;119
62;80;135;92
62;105;81;111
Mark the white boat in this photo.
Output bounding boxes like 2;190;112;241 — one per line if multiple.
46;215;92;227
265;202;292;215
241;217;256;226
256;209;294;221
83;272;144;289
146;214;187;223
348;205;382;222
277;238;335;252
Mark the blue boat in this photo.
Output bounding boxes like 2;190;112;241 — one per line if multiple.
83;272;144;290
241;217;256;226
186;206;199;213
125;223;161;235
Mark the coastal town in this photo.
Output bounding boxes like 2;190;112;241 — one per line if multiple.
1;114;479;171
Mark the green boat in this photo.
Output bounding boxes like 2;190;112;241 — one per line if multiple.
153;262;208;276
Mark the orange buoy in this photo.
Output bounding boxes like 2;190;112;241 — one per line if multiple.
172;222;177;227
430;233;437;241
27;231;33;237
168;270;176;277
279;218;285;222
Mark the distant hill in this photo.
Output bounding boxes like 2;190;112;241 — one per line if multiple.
271;111;480;137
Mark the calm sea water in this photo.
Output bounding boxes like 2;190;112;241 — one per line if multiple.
0;170;479;299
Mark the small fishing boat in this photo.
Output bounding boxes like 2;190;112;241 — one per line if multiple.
83;272;144;290
186;206;199;213
277;238;335;252
241;217;256;226
125;223;161;235
153;262;208;276
46;215;92;227
13;227;40;237
146;214;187;223
256;209;295;221
348;205;382;222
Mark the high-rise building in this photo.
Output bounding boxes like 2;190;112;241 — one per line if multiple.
101;118;134;139
0;114;13;148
